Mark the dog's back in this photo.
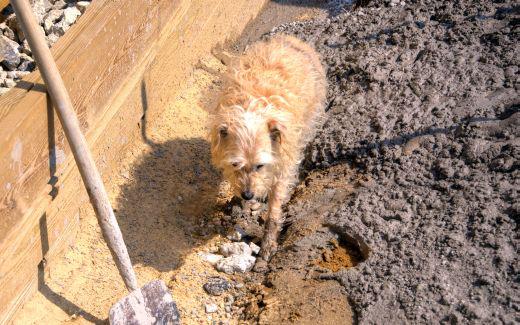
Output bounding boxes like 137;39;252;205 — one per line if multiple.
223;35;327;126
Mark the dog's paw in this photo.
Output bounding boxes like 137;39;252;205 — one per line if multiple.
260;238;278;261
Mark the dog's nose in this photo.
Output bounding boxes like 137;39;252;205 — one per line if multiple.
241;190;254;200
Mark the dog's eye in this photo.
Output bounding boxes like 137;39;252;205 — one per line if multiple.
232;162;239;168
255;164;264;171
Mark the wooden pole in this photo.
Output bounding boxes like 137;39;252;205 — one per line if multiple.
10;0;138;292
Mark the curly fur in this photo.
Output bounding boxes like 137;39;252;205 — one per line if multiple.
209;35;327;260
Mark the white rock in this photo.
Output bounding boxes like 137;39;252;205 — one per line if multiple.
205;303;218;313
198;252;223;266
62;6;81;26
249;242;260;255
3;78;16;88
216;255;256;274
76;1;91;14
219;242;252;257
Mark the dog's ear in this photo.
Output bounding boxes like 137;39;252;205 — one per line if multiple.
218;124;228;138
268;120;284;144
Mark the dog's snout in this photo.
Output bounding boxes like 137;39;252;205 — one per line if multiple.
241;190;254;200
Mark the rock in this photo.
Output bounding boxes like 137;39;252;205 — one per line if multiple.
249;242;260;255
1;24;16;42
43;10;64;34
0;35;21;70
0;87;10;95
226;225;248;241
52;0;67;10
3;78;16;88
30;0;52;24
51;20;70;37
62;6;81;26
203;276;231;296
76;1;90;14
46;33;59;46
17;53;35;72
198;252;223;266
219;242;252;257
204;303;218;313
216;255;256;274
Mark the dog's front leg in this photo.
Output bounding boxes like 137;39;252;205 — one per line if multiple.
260;178;289;261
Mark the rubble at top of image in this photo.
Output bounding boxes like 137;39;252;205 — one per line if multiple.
0;0;91;95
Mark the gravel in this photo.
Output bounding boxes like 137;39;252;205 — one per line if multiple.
0;0;91;93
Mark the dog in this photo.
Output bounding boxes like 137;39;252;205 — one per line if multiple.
209;35;327;261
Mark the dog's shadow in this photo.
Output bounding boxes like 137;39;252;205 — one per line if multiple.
114;82;222;273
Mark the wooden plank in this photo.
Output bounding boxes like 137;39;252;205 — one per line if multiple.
0;0;268;323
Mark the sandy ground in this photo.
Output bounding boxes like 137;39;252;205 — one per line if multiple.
12;0;519;324
12;1;338;324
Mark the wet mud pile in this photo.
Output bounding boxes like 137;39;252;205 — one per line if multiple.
244;0;519;323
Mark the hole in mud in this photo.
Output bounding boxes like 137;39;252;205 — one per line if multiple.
315;226;370;272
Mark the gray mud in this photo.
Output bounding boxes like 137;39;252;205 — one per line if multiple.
232;0;519;324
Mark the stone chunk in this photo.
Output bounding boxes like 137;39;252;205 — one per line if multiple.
203;277;231;296
216;255;256;274
76;1;91;14
219;242;252;257
62;6;81;26
0;35;21;70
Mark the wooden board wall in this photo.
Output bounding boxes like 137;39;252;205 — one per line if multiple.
0;0;267;323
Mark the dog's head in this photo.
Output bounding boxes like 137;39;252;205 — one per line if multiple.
210;105;285;201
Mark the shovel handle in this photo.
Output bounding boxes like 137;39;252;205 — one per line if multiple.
10;0;139;292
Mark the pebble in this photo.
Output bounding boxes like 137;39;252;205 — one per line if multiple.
203;276;231;296
249;242;260;255
76;1;90;13
62;6;81;26
216;254;256;274
205;303;218;313
198;252;223;266
219;242;252;257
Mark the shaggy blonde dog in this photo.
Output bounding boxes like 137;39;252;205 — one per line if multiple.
209;35;327;261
